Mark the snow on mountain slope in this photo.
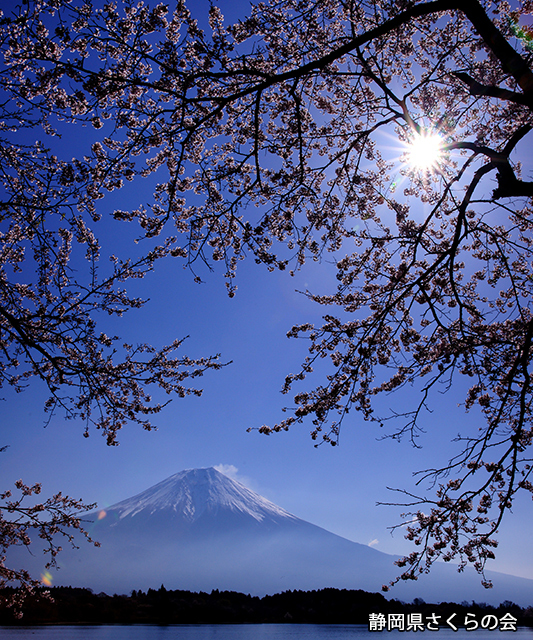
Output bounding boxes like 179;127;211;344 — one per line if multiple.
8;467;533;605
109;467;297;524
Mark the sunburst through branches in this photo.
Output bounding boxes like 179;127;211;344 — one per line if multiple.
407;130;444;171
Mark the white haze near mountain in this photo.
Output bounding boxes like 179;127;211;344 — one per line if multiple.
7;468;533;605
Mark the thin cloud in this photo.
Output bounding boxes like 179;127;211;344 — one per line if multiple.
214;463;239;478
214;464;255;490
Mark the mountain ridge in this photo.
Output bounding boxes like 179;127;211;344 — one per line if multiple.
106;467;298;524
7;467;533;605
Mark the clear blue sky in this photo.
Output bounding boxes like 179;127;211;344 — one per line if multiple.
1;0;532;592
2;240;533;582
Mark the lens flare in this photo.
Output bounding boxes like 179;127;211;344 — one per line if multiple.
407;131;443;171
41;571;53;586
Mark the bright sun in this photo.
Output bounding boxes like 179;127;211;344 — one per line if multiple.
407;131;443;171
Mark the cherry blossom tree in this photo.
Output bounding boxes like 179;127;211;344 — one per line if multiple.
0;471;97;615
0;0;224;603
1;0;533;594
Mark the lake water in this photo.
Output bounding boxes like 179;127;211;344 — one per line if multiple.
0;625;532;640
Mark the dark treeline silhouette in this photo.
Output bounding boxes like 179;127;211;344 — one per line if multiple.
0;586;531;626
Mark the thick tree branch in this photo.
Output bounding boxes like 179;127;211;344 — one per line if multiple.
452;71;531;106
461;0;533;101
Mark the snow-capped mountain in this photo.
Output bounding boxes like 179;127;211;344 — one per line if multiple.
107;467;297;524
9;467;533;605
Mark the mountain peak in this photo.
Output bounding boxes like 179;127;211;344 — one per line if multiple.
11;467;533;605
108;467;297;524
